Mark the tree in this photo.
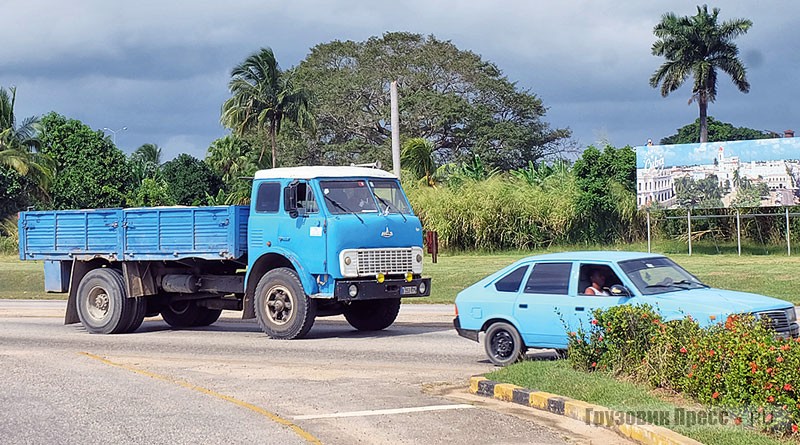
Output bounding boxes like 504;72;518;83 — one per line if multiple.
292;32;571;170
660;117;776;144
221;47;313;168
0;86;53;199
650;5;752;142
160;154;222;205
401;138;435;185
205;135;267;204
38;113;132;209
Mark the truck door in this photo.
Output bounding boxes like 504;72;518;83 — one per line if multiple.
278;181;327;276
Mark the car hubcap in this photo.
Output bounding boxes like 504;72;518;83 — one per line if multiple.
266;285;293;326
492;331;513;359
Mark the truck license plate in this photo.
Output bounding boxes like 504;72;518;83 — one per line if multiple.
400;285;417;295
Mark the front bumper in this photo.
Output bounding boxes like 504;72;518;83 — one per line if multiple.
454;316;479;343
777;322;800;339
334;277;431;301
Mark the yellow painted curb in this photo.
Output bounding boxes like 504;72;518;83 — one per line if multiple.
469;376;486;394
529;391;560;410
493;383;519;402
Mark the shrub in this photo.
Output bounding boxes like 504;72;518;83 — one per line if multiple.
569;305;800;436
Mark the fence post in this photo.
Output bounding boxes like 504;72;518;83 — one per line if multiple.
687;208;692;256
736;209;741;256
646;208;651;253
787;207;791;256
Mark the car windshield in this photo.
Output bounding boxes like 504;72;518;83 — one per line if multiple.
320;180;379;214
618;257;708;295
370;180;411;214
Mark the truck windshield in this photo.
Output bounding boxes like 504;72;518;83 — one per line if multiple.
320;180;379;214
370;180;411;214
618;257;708;295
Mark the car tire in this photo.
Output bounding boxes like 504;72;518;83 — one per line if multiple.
343;299;401;331
484;322;526;366
254;268;316;339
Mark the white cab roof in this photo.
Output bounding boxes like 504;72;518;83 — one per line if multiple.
254;166;397;180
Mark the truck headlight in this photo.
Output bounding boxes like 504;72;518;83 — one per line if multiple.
411;247;423;274
788;307;798;323
339;250;359;277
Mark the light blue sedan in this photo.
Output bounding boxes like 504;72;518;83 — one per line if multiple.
453;251;799;366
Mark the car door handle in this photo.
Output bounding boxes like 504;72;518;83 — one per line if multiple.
518;304;528;309
575;307;585;311
278;236;291;242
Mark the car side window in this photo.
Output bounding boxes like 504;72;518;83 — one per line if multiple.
524;263;572;294
494;265;529;293
255;182;281;213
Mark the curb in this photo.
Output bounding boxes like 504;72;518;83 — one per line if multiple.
469;376;702;445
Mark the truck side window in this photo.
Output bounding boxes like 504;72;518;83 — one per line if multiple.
524;263;572;295
296;182;318;214
494;265;529;293
255;182;281;213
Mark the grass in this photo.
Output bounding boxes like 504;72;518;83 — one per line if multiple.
0;255;58;300
488;360;796;445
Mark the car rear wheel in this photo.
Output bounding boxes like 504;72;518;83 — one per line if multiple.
484;322;526;366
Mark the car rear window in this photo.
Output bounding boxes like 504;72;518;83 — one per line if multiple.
494;266;529;293
524;263;571;294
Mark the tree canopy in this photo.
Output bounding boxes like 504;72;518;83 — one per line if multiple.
160;153;221;205
660;117;777;145
650;5;751;143
38;112;132;209
290;32;570;170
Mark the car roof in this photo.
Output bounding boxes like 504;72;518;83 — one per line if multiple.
254;166;397;180
520;251;666;263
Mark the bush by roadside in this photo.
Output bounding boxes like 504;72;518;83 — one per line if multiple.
568;305;800;438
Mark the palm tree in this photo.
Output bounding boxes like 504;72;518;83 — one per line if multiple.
221;47;314;168
130;143;162;181
650;5;752;142
401;138;436;185
0;86;53;195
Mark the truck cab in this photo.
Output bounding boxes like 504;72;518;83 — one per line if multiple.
244;166;431;338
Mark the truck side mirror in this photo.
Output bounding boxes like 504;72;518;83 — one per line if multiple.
284;182;298;218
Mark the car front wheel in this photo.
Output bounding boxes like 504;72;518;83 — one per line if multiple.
484;322;526;366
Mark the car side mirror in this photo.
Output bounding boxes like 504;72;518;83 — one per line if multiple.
609;284;632;297
284;181;298;218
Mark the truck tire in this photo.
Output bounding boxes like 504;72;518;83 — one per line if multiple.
161;300;221;328
254;268;316;339
76;268;138;334
122;297;147;333
343;299;401;331
484;322;526;366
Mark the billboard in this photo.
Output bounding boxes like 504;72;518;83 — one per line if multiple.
636;137;800;209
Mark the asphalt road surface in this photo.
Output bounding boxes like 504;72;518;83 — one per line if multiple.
0;301;630;445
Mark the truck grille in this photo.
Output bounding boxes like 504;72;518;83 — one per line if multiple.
756;310;790;330
356;248;413;275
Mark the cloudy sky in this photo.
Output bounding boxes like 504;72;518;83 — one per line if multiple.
2;0;797;162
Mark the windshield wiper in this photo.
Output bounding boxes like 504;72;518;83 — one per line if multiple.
324;195;364;224
673;279;709;288
374;195;407;222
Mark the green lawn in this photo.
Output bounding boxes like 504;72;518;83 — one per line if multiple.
488;360;795;445
4;246;800;304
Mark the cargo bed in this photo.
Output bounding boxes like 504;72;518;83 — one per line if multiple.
19;206;249;262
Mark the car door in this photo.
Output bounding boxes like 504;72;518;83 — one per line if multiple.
562;262;629;335
513;262;573;349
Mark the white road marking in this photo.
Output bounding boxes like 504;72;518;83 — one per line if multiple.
293;404;475;420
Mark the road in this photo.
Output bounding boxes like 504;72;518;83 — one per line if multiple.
0;301;629;445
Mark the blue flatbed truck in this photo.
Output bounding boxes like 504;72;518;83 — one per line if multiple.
18;166;431;339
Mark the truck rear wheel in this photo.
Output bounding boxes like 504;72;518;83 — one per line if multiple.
161;300;222;328
76;268;138;334
343;299;401;331
254;268;316;339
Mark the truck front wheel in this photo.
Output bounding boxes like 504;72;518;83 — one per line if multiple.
161;300;222;328
343;299;401;331
76;268;139;334
254;268;316;339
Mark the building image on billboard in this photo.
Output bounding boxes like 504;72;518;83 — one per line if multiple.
636;136;800;210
